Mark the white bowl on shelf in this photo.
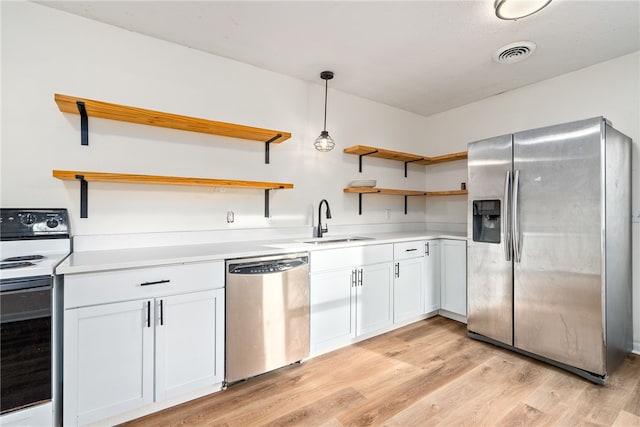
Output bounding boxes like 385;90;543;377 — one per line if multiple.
348;180;376;188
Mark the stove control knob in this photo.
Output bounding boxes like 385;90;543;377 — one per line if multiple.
21;213;36;225
46;219;59;228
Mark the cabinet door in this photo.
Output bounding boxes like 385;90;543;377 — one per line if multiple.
424;240;441;314
440;240;467;317
155;289;225;401
64;300;153;426
310;268;355;354
357;262;394;336
393;257;424;323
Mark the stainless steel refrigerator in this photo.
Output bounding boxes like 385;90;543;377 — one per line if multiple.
467;117;632;384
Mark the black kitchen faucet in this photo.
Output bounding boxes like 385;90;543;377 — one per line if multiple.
316;199;332;238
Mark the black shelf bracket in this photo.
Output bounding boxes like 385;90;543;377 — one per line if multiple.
356;190;381;215
77;101;89;146
264;134;282;164
358;150;378;173
404;158;424;177
75;174;88;218
264;186;284;217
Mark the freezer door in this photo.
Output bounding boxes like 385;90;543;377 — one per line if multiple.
513;117;605;375
467;134;513;345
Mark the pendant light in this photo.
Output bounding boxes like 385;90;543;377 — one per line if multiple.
494;0;552;20
314;71;335;152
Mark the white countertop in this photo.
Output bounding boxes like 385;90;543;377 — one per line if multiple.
57;230;467;275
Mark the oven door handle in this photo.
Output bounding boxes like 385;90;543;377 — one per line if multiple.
0;275;52;293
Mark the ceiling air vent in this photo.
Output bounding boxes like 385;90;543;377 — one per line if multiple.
493;41;537;64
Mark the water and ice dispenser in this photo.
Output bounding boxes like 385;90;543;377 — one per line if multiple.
472;200;501;243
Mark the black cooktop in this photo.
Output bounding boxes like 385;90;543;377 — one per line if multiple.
0;209;69;241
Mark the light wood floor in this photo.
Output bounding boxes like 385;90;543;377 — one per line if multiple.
121;316;640;427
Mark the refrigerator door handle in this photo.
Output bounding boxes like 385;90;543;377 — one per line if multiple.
512;169;522;263
503;170;512;261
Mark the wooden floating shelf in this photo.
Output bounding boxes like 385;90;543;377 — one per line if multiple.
344;187;426;196
53;170;293;218
343;144;467;175
343;145;423;163
52;170;293;190
343;187;466;215
426;189;468;196
344;187;467;197
422;151;468;165
55;94;291;163
55;94;291;143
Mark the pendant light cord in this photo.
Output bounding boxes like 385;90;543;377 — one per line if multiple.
323;78;328;131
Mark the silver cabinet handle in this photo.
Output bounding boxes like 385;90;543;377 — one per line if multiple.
159;299;164;326
425;242;430;256
405;248;418;252
512;169;522;263
358;269;363;287
503;170;512;262
395;262;400;278
351;269;357;287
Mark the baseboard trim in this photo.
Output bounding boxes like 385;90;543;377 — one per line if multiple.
438;309;467;324
633;340;640;355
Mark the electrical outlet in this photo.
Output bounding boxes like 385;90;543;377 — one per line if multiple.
226;211;234;223
632;210;640;223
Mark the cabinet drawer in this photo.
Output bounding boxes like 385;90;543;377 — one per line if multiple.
310;244;393;272
393;241;424;260
64;261;224;308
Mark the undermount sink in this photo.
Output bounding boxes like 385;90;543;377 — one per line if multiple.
301;236;373;245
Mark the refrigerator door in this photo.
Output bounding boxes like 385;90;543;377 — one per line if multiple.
513;117;605;375
467;134;513;345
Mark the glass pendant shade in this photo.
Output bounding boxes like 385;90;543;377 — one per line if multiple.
314;130;335;152
494;0;552;20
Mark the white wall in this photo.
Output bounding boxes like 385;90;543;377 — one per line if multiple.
420;52;640;352
1;1;430;236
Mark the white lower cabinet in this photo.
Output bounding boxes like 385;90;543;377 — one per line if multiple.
393;241;425;324
155;290;224;401
63;262;225;426
310;238;468;354
440;239;467;320
66;300;154;425
357;263;394;334
309;268;353;350
424;240;440;314
309;244;393;355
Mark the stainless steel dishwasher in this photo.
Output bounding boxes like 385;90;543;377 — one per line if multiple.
225;252;309;386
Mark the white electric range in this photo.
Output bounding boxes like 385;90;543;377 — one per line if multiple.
0;208;70;427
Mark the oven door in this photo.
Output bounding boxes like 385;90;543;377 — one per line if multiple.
0;275;52;414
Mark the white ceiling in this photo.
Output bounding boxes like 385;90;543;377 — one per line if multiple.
37;1;640;117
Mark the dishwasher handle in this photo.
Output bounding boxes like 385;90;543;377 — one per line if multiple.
228;257;308;275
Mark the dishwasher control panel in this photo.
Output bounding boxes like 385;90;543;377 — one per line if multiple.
228;256;308;275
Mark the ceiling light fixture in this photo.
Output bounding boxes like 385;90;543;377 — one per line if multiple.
494;0;552;20
314;71;335;152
